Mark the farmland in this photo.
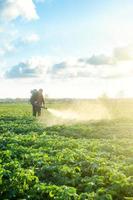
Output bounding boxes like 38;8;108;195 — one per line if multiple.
0;100;133;200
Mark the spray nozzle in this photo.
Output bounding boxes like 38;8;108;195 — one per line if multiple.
41;106;48;109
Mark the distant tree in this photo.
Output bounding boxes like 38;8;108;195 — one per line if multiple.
115;90;125;98
98;93;109;100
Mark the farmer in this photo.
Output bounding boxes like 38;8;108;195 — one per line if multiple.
30;89;38;117
30;89;45;117
36;88;45;116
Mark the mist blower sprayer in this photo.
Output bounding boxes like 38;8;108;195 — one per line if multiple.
41;106;48;109
40;101;80;120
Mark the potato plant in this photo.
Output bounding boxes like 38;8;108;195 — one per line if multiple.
0;103;133;199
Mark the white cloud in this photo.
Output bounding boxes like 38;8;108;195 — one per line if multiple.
49;53;133;80
5;56;54;78
23;33;40;43
0;42;16;56
0;48;5;56
3;47;133;98
0;0;39;21
4;42;15;52
5;53;133;81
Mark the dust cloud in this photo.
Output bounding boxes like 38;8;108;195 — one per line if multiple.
38;100;111;126
48;108;80;120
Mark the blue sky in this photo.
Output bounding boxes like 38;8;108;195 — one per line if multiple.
0;0;133;98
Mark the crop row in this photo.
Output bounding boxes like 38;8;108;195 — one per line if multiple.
0;104;133;199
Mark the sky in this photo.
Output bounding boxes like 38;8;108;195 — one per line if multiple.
0;0;133;98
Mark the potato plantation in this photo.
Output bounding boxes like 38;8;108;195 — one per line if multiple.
0;101;133;199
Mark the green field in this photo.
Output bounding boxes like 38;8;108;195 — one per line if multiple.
0;100;133;199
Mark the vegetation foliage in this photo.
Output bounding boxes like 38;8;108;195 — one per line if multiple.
0;102;133;199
